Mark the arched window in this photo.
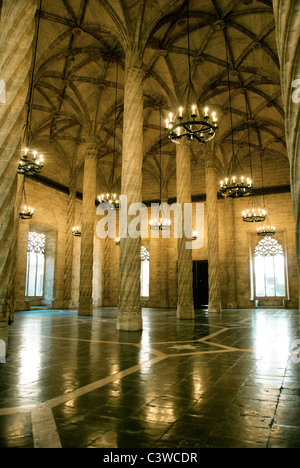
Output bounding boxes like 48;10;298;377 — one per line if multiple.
25;232;46;297
254;236;286;298
140;246;150;297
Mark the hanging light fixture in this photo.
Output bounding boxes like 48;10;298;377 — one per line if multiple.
150;109;171;231
72;226;81;237
98;61;120;211
164;0;218;146
220;36;252;198
242;112;266;222
115;237;120;246
257;225;276;237
256;151;276;236
242;208;266;223
18;0;44;176
19;177;34;220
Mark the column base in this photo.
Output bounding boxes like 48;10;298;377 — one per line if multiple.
177;301;195;320
208;300;222;313
78;300;93;316
117;308;143;331
63;300;77;310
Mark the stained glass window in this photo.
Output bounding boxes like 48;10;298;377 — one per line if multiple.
141;246;150;297
26;232;46;297
254;236;286;298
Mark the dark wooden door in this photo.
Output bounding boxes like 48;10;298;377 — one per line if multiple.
193;261;209;309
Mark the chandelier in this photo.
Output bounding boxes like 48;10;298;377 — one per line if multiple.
98;61;120;211
220;38;252;198
72;226;81;237
242;207;266;223
165;1;218;146
149;217;172;231
18;2;44;177
220;175;252;198
116;237;120;246
165;107;218;146
150;109;171;231
257;225;276;236
255;150;275;236
18;149;44;176
19;177;34;220
97;192;120;210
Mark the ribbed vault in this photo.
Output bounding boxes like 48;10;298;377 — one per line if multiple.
8;0;287;200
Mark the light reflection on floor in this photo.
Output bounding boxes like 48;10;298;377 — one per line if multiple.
0;307;299;448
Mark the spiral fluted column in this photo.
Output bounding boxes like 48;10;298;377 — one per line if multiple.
176;145;194;320
102;235;111;306
117;63;144;331
63;173;76;309
273;1;300;277
78;140;98;316
224;197;237;308
205;156;222;313
0;0;38;347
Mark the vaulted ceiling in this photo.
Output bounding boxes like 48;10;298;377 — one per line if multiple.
17;0;288;200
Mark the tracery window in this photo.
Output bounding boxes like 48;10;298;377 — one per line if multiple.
140;246;150;297
254;236;286;298
25;232;46;297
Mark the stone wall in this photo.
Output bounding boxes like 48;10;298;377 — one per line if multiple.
13;174;299;314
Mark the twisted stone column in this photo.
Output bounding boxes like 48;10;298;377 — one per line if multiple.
205;156;222;313
14;176;30;312
176;145;194;319
102;235;111;306
63;172;76;309
0;0;38;347
273;1;300;277
160;194;169;308
117;63;143;331
224;197;237;308
78;140;98;316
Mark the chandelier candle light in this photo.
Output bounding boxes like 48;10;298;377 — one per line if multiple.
220;175;252;198
257;225;276;236
98;193;120;210
149;217;172;231
165;107;218;145
242;207;266;223
72;226;81;237
18;148;44;176
19;205;34;220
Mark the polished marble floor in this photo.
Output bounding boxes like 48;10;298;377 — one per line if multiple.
0;307;300;448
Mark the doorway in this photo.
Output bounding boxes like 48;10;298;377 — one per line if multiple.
193;260;209;309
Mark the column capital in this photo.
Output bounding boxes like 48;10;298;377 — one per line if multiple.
85;137;100;153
